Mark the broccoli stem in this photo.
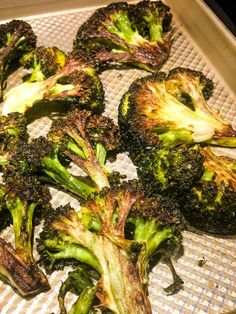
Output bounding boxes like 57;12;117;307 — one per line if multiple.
45;242;101;272
6;197;36;262
42;154;96;199
69;284;97;314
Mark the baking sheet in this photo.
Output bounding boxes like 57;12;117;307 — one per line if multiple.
0;3;236;314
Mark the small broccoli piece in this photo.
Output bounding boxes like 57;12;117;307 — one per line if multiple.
134;145;204;195
74;0;173;72
0;19;37;101
0;112;28;167
38;181;153;313
1;167;51;295
126;194;183;293
47;109;122;191
2;51;104;116
58;267;98;314
0;238;49;297
181;147;236;235
20;46;66;82
119;68;236;151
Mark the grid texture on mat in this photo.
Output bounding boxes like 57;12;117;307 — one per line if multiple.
0;4;236;314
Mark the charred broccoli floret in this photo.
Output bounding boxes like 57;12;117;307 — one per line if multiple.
74;0;173;72
134;145;204;195
126;194;183;294
38;181;183;312
2;51;104;116
47;109;122;191
119;68;236;150
38;181;152;313
0;167;51;296
181;147;236;236
0;112;28;167
20;46;66;82
0;19;37;101
58;267;98;314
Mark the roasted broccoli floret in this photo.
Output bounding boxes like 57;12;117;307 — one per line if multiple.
58;267;98;314
38;182;153;313
0;167;51;296
119;68;236;150
20;46;66;82
0;237;49;297
126;194;183;294
47;109;122;191
181;147;236;236
0;112;28;167
38;181;183;312
133;145;204;195
74;0;173;72
0;20;37;101
2;51;104;116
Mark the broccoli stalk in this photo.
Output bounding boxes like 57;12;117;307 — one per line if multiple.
1;167;51;296
38;182;153;313
2;51;104;115
0;238;49;297
74;0;173;72
0;20;37;101
119;68;236;151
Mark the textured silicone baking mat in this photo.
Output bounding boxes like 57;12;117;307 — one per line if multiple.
0;5;236;314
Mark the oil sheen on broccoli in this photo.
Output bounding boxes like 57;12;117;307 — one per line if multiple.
2;50;105;116
181;147;236;235
119;68;236;150
38;181;183;313
0;19;37;101
74;0;173;72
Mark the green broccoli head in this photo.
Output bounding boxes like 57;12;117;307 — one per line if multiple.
181;147;236;235
20;46;67;82
74;0;173;72
118;68;236;151
0;19;37;100
2;51;104;116
134;145;204;195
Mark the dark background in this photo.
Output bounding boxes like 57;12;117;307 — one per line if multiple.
204;0;236;36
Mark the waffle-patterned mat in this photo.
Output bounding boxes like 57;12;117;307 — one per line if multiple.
0;6;235;314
